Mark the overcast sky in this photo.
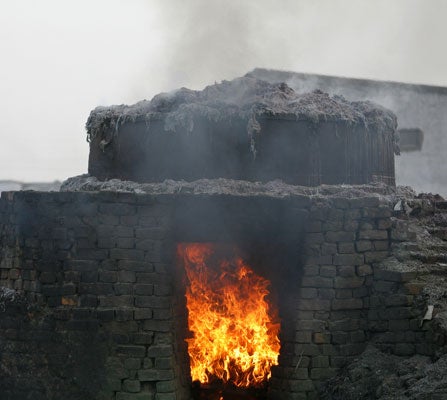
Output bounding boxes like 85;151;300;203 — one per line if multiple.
1;0;446;182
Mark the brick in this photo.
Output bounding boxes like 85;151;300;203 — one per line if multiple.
80;294;98;307
301;276;333;288
296;320;326;331
81;270;98;283
289;368;309;381
303;265;319;276
153;309;172;320
334;289;353;299
322;220;343;231
297;299;331;311
143;320;171;332
154;284;172;296
122;379;141;393
389;319;410;331
359;230;388;240
385;294;412;306
306;255;333;265
135;296;170;309
332;298;363;310
326;231;356;242
318;288;335;299
355;240;372;252
99;295;133;307
373;280;397;292
116;238;135;249
373;240;389;251
116;309;134;321
337;266;355;277
136;239;162;252
118;270;136;283
156;380;176;393
40;272;56;283
333;254;364;266
97;309;114;321
338;242;355;253
67;260;98;271
313;332;331;344
356;264;372;276
404;283;424;295
374;269;417;283
345;209;361;219
114;283;133;295
299;288;318;299
295;331;312;343
344;220;359;231
365;251;389;263
135;228;166;240
135;284;154;296
76;249;108;260
119;260;154;272
110;249;144;261
147;345;173;357
310;368;337;380
100;271;117;283
133;333;154;345
134;308;153;320
311;356;329;368
321;243;337;255
138;369;173;381
155;357;173;369
305;233;324;245
334;276;364;289
136;273;163;283
319;266;336;278
117;346;146;357
295;344;320;356
329;319;360;331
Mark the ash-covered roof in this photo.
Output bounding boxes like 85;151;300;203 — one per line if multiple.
86;75;398;146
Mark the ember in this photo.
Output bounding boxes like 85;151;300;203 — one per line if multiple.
178;243;280;389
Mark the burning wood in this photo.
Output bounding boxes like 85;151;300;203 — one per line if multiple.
178;243;280;389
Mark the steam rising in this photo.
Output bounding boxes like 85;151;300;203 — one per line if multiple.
0;0;446;185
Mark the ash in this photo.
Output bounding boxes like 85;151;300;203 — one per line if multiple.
61;174;399;200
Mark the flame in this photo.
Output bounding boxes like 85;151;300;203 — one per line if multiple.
178;243;280;388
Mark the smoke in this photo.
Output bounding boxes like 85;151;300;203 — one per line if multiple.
1;0;446;183
134;0;447;96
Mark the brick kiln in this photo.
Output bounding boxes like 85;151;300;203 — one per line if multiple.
2;76;445;400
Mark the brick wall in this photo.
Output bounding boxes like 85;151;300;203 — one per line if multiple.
0;189;436;400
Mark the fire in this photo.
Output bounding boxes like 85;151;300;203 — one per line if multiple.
178;243;280;388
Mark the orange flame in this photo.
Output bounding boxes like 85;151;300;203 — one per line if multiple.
178;243;280;388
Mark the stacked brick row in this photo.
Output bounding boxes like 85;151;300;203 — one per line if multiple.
0;192;20;289
0;191;184;400
368;209;447;358
3;189;433;400
270;196;393;399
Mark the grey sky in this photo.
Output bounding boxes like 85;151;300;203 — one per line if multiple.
1;0;446;181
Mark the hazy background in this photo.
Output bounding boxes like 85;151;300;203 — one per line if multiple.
1;0;446;182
